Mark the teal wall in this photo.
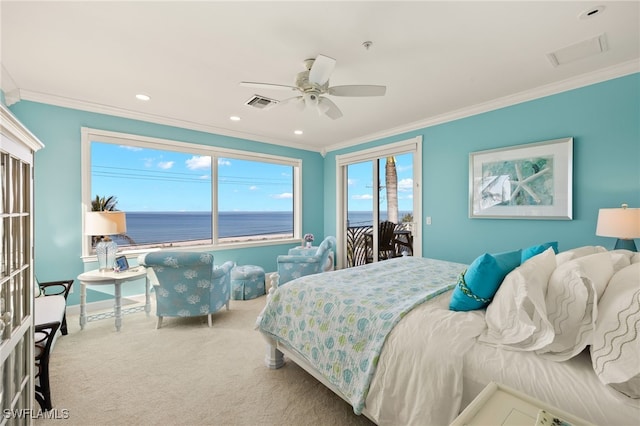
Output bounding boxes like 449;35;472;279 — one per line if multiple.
325;73;640;264
6;73;640;305
8;101;325;305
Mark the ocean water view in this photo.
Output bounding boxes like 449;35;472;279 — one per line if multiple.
111;211;412;246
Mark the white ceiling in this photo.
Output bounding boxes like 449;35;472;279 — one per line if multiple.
1;1;639;153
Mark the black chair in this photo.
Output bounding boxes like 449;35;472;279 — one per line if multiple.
365;221;403;263
34;279;73;411
37;279;73;335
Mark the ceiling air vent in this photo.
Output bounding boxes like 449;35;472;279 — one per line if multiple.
547;34;608;67
245;95;278;110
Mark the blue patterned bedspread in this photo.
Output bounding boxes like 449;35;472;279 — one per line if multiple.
257;256;466;414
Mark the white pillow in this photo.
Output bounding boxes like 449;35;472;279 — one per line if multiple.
610;249;635;273
632;252;640;264
591;262;640;398
479;248;556;351
537;252;615;361
555;245;607;265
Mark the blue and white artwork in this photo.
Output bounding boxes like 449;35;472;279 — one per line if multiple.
480;155;554;210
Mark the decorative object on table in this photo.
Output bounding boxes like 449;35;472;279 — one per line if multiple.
303;233;314;248
85;211;127;271
277;236;336;285
469;137;573;219
596;203;640;251
114;255;129;272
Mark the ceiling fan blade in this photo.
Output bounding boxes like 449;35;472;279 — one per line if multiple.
327;85;386;97
239;81;298;91
308;54;336;86
281;95;305;111
318;97;343;120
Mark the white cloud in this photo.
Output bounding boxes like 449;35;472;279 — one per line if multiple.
347;178;356;186
218;159;231;166
199;175;209;180
272;193;293;199
186;156;212;170
398;178;413;192
120;145;142;151
352;194;373;200
249;185;258;191
157;161;174;169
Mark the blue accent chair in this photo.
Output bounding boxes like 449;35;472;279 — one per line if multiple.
277;236;336;286
138;251;234;329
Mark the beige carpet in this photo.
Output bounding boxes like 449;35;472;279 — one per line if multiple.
38;296;375;426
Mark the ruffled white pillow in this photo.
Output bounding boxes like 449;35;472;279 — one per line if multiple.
479;248;556;351
591;262;640;398
555;245;607;265
537;252;615;361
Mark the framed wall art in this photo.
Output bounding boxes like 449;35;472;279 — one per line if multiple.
469;137;573;219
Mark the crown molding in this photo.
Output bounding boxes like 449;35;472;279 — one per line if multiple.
15;90;323;153
325;60;640;153
1;104;45;152
10;60;639;155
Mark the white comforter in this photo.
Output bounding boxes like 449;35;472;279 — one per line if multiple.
364;289;640;426
365;290;486;425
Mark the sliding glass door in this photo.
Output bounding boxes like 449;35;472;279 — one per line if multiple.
337;137;422;268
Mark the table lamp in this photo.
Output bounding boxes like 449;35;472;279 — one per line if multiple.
85;211;127;270
596;204;640;252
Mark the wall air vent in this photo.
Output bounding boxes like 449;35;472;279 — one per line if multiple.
245;95;279;109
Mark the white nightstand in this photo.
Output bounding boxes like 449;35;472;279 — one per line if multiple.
450;382;594;426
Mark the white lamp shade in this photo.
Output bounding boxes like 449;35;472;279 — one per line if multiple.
596;207;640;239
85;211;127;236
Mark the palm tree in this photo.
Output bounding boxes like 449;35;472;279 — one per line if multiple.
91;195;118;212
385;157;398;223
90;195;135;246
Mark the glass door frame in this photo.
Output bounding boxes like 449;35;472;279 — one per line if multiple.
335;136;423;269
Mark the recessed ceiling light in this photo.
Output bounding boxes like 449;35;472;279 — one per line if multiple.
294;130;303;135
579;5;605;20
230;116;241;121
135;94;150;101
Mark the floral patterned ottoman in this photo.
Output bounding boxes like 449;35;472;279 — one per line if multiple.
230;265;265;300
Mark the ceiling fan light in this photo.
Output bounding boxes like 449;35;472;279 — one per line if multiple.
303;93;319;108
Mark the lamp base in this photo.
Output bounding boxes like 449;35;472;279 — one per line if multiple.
614;238;638;252
96;239;118;270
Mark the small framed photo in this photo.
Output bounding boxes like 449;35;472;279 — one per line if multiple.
115;255;129;272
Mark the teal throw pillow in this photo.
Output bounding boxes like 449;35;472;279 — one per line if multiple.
449;249;522;312
521;241;558;263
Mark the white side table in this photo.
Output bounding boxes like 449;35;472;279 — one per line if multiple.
450;382;594;426
78;267;149;332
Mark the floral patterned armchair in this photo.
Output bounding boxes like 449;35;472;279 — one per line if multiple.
277;236;336;286
138;251;234;329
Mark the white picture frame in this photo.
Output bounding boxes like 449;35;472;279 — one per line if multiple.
469;137;573;219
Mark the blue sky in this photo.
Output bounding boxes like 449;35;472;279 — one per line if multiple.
92;142;413;213
347;153;414;213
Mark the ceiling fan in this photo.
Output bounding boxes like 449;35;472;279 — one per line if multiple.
240;54;386;120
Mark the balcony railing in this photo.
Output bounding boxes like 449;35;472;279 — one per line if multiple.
346;222;413;267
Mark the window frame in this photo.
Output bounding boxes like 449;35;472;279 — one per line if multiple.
80;128;302;261
335;136;422;268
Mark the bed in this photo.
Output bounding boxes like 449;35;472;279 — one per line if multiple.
256;248;640;425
